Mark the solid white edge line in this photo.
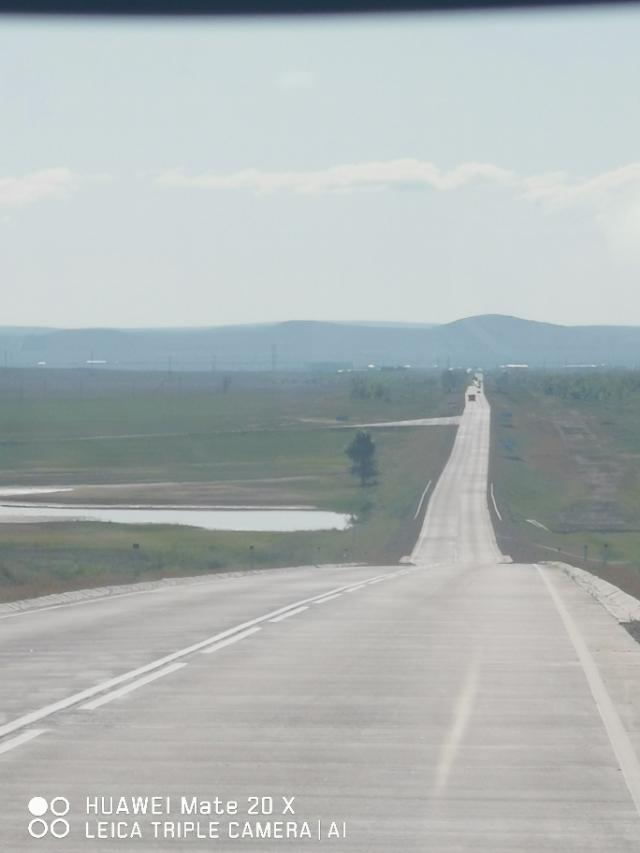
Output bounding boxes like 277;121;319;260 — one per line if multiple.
490;482;502;522
537;564;640;816
0;567;392;622
0;728;47;755
413;480;433;520
345;585;366;593
0;570;392;739
0;587;165;621
81;663;188;711
201;626;262;654
314;593;343;604
269;606;309;623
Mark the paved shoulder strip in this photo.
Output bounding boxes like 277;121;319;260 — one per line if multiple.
537;564;640;816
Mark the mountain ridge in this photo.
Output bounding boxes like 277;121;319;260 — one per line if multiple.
1;315;638;370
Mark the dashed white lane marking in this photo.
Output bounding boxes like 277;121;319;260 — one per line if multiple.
413;480;433;520
537;564;640;816
317;572;402;599
490;482;502;522
201;626;262;654
0;728;47;756
269;606;309;623
0;571;396;740
432;648;481;799
526;518;549;531
357;573;389;584
81;663;187;710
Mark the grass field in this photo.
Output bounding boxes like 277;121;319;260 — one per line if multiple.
0;369;459;601
0;370;455;486
487;371;640;597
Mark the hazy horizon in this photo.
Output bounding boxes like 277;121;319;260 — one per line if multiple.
3;312;640;332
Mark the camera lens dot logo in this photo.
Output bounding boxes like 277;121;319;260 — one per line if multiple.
27;797;70;839
27;819;49;839
27;798;48;817
50;819;70;839
50;797;70;816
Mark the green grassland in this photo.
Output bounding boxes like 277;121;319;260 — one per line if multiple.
0;370;454;440
488;371;640;597
0;371;455;486
0;370;458;601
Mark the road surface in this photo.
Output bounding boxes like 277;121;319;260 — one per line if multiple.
2;387;640;850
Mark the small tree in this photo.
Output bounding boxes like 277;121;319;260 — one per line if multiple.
346;431;378;486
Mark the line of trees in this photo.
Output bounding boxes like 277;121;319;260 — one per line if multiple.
493;369;640;403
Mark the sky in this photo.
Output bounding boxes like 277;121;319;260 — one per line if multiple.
1;7;640;328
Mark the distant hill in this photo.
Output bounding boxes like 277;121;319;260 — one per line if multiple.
1;315;639;371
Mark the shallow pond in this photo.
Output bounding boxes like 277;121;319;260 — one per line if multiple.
0;503;352;532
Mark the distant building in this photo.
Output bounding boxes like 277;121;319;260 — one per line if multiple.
305;361;353;373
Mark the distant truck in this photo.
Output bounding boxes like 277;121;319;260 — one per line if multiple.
467;393;477;402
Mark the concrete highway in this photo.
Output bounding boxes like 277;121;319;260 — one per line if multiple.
3;385;640;850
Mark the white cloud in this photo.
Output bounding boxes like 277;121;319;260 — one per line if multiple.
522;163;640;206
157;159;517;195
156;158;640;258
521;164;640;255
0;168;78;206
157;159;640;205
0;168;109;207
